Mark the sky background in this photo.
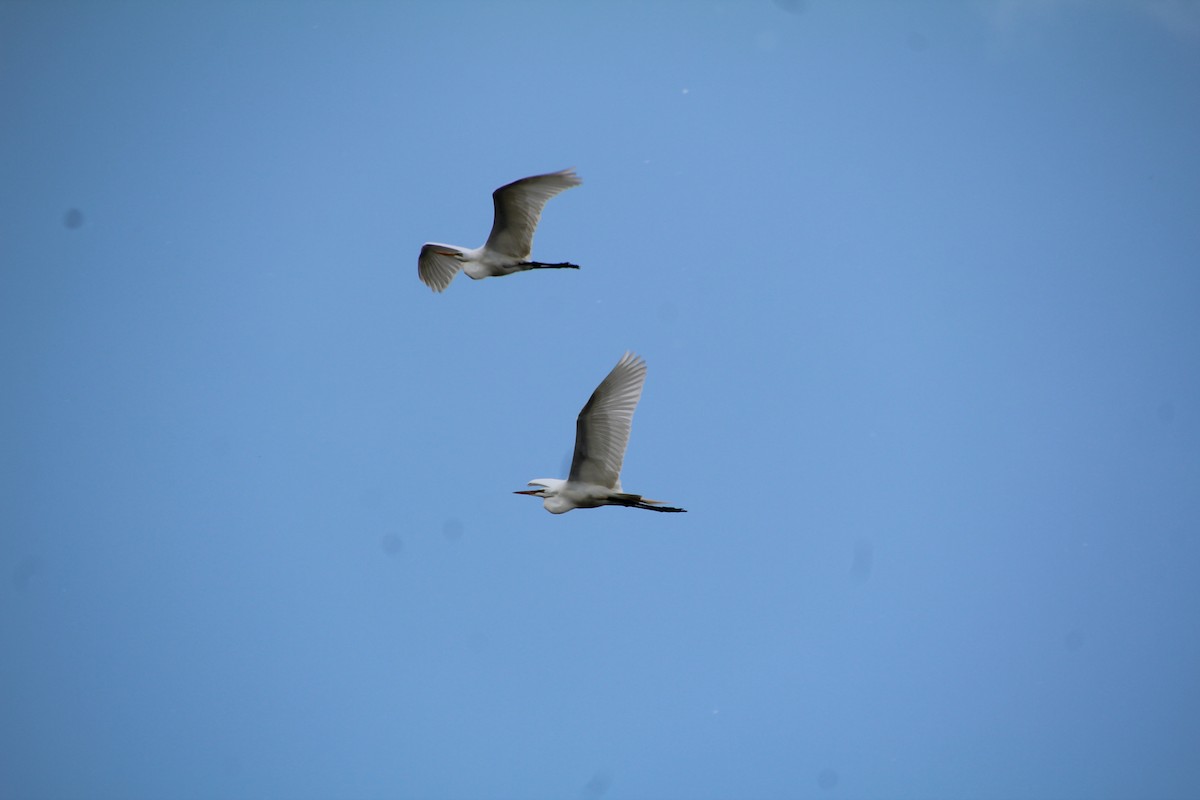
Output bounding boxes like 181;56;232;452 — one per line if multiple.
3;1;1200;798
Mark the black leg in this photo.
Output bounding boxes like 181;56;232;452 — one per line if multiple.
521;261;580;270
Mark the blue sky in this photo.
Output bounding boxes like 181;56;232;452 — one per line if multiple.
3;1;1199;798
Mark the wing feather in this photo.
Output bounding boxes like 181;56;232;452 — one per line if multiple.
484;168;582;259
569;352;647;489
417;244;463;292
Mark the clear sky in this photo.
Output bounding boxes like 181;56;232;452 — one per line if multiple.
3;1;1199;798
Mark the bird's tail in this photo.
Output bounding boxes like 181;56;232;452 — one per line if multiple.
612;493;687;513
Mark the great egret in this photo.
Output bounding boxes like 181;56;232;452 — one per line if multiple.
515;352;686;514
418;168;582;292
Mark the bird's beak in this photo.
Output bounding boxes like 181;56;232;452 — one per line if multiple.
513;489;541;496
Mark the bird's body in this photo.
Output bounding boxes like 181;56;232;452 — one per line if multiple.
418;168;582;292
515;352;686;515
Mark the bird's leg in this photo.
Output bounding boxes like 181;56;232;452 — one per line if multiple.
633;502;687;513
519;261;581;270
613;493;687;513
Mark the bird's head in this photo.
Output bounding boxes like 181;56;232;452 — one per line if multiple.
514;479;573;514
513;479;562;499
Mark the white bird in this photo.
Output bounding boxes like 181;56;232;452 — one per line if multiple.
418;168;582;292
515;352;686;515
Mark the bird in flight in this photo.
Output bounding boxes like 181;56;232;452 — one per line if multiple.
418;168;582;292
515;352;686;514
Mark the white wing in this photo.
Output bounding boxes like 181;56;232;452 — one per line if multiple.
569;352;647;489
484;168;581;260
417;243;463;292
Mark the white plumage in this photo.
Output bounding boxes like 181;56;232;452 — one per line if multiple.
515;352;686;515
418;168;582;292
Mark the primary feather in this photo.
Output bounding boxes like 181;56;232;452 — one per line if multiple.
486;169;582;259
570;352;647;490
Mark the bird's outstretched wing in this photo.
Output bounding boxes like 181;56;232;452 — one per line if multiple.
418;244;463;292
570;352;647;489
484;168;581;260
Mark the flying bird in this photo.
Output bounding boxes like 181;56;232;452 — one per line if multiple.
515;352;686;514
418;168;582;292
